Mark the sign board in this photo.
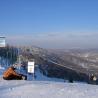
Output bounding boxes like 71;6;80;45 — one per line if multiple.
0;37;6;47
28;61;35;73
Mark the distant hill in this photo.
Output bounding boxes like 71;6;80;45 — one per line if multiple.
19;46;98;84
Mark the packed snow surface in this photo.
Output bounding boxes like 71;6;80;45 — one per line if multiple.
0;80;98;98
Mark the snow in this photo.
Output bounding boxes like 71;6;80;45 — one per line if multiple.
0;70;98;98
0;59;98;98
34;68;64;82
0;65;5;78
0;80;98;98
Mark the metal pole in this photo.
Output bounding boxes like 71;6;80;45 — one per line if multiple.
6;50;8;67
32;73;34;80
18;47;21;73
0;56;1;66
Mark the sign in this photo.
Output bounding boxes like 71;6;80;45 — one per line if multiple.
0;37;6;47
28;61;35;73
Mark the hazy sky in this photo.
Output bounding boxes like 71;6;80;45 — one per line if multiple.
0;0;98;49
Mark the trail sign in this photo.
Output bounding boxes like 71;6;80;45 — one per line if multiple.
28;61;35;73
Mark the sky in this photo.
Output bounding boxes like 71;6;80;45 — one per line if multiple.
0;0;98;49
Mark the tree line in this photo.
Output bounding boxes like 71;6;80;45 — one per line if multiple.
0;45;18;66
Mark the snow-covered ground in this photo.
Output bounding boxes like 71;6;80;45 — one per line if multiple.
1;63;98;98
0;80;98;98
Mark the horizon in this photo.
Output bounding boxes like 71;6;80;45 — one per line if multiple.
0;0;98;49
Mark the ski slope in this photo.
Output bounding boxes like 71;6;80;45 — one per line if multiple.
0;80;98;98
0;64;98;98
